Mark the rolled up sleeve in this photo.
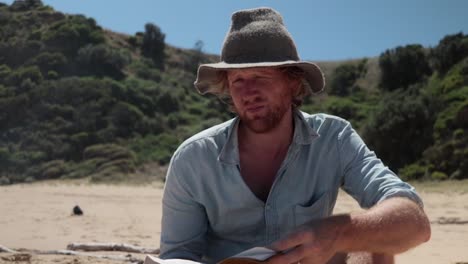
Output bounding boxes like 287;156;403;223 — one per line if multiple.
338;122;423;209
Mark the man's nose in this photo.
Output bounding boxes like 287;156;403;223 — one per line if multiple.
240;80;260;97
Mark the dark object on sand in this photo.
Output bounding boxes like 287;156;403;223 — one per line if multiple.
73;205;83;216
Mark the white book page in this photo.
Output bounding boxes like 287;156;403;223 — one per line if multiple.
144;255;203;264
229;247;276;261
144;247;276;264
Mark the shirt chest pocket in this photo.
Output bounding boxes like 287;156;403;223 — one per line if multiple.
294;191;331;227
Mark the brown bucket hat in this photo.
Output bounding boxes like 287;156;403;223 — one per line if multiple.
194;7;325;95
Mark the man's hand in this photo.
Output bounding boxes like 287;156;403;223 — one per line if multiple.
266;215;350;264
266;197;430;264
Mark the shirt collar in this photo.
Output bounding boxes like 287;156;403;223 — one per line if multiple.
293;109;320;145
218;109;319;165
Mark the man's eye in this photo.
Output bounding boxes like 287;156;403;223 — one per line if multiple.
231;79;244;86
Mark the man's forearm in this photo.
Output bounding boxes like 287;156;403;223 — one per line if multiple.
337;197;431;254
267;197;430;264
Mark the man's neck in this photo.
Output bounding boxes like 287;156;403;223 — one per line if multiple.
238;109;295;154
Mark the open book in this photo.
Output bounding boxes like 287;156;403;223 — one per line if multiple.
144;247;276;264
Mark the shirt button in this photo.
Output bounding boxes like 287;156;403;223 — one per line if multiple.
266;204;271;210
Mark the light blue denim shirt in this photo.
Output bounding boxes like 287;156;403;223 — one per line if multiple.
159;110;422;263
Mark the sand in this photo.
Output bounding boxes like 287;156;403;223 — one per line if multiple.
0;180;467;264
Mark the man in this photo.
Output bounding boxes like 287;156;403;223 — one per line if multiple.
159;7;430;264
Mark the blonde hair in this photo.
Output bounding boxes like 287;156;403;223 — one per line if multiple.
214;66;308;111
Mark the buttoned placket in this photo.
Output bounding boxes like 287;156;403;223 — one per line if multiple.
264;140;301;244
219;111;318;245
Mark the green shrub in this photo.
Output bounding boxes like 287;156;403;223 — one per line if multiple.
9;0;43;11
127;36;138;47
84;144;134;160
398;163;428;181
109;102;145;137
156;91;180;114
38;159;66;179
453;129;465;139
0;64;12;83
42;14;105;56
23;159;64;180
129;133;180;165
196;117;223;131
434;100;468;140
131;61;162;82
61;161;96;179
0;176;10;185
0;84;13;97
430;32;468;74
25;52;67;75
323;97;359;121
441;71;464;93
97;159;135;174
81;144;137;182
24;176;36;183
47;70;58;79
77;44;130;79
329;63;364;96
7;66;43;86
431;171;448;181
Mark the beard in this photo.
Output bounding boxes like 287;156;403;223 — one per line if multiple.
236;98;291;134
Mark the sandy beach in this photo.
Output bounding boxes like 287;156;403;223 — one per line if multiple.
1;180;467;264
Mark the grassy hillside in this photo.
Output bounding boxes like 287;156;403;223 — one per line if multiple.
0;0;466;184
0;0;229;184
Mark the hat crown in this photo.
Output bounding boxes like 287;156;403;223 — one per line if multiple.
230;7;283;31
221;7;299;64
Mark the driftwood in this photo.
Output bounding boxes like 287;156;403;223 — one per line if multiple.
67;242;160;254
0;244;17;253
13;249;143;263
0;243;149;263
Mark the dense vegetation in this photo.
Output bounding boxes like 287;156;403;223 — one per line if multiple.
0;0;466;184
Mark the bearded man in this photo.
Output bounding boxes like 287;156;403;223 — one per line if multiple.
159;7;430;264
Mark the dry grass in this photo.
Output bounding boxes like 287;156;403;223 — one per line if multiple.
356;57;381;90
316;59;357;80
316;57;381;92
410;179;468;194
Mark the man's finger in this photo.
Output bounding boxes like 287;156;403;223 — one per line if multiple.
270;230;315;252
266;246;306;264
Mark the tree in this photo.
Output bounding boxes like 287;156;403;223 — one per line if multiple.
25;52;67;76
109;102;145;137
0;147;11;171
9;0;43;11
329;64;359;96
0;40;42;68
430;32;468;74
141;23;165;69
157;91;180;114
363;87;435;171
42;15;105;57
379;44;432;91
189;40;204;73
77;44;130;79
6;66;43;87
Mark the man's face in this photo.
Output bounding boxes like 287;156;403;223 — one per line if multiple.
227;67;297;133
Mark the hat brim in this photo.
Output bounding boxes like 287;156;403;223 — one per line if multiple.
194;60;325;95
